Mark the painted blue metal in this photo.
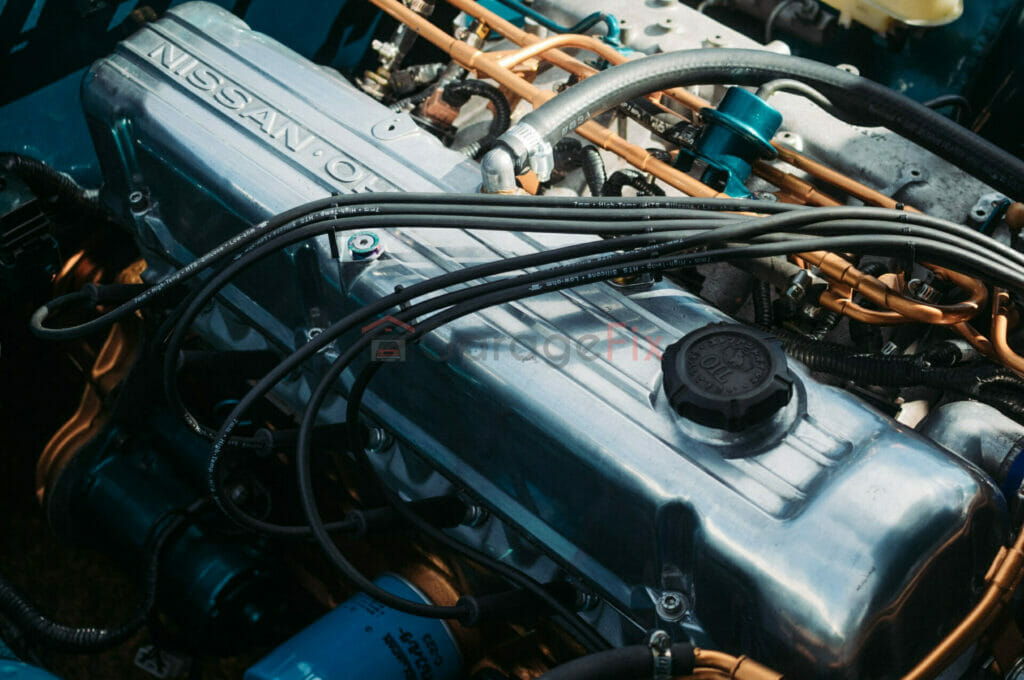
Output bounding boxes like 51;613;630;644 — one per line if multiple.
245;574;463;680
0;660;63;680
678;87;782;197
0;0;379;184
48;411;294;650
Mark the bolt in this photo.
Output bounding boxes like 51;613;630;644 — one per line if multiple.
128;190;149;214
836;63;860;75
461;504;490;527
575;591;600;612
366;427;393;453
348;231;383;261
658;591;685;617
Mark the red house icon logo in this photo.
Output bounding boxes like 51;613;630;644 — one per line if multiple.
361;315;414;362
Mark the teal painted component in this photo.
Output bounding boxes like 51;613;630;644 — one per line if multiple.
0;660;62;680
476;0;526;28
47;413;295;652
677;87;782;197
245;575;463;680
486;0;622;47
0;0;381;185
0;636;61;679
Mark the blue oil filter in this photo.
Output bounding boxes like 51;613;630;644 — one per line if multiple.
245;574;463;680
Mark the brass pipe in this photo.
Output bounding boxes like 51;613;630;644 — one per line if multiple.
819;290;910;324
772;146;922;212
902;536;1024;680
370;0;725;197
496;33;623;70
381;0;990;332
955;321;995;357
449;0;921;211
694;649;785;680
753;163;842;207
802;251;986;325
992;287;1024;377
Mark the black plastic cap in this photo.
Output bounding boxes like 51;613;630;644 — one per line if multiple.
662;323;793;431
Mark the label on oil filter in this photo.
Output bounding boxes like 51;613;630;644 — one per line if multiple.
244;574;462;680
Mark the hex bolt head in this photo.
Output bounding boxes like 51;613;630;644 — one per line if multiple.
347;231;383;261
366;427;393;453
128;190;149;214
658;591;686;617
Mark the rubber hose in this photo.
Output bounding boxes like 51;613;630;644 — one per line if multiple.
753;280;774;325
0;513;187;653
580;146;607;196
0;153;109;223
601;169;664;196
511;49;1024;199
768;325;1020;393
537;643;695;680
443;80;512;157
846;261;886;353
806;309;840;340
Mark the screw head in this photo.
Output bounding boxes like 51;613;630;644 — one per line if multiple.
658;591;686;616
128;190;149;214
366;427;393;453
347;231;383;261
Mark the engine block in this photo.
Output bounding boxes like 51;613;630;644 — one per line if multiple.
81;4;1005;678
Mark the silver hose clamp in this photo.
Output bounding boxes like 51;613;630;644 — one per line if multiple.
648;629;672;680
497;123;554;182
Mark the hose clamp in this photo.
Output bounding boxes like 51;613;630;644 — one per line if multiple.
497;123;554;182
648;629;672;680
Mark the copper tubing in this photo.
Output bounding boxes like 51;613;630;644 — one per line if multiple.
955;321;996;357
1007;203;1024;232
819;290;910;324
771;147;922;213
801;251;986;325
991;287;1024;377
752;162;843;207
384;0;990;329
449;0;924;212
496;34;623;69
694;649;785;680
447;0;710;113
902;538;1024;680
370;0;725;197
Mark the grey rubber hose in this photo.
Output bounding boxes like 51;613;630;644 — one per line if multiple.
509;49;1024;200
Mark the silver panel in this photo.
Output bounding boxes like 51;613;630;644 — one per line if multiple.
83;4;1004;678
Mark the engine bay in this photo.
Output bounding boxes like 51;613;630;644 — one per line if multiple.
3;1;1024;679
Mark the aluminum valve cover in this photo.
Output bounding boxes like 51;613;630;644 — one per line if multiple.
82;4;1004;677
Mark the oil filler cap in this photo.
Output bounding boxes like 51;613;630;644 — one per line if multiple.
662;323;793;431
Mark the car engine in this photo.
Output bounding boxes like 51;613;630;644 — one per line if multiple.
3;1;1024;679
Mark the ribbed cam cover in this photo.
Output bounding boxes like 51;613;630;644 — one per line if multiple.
82;4;1005;678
